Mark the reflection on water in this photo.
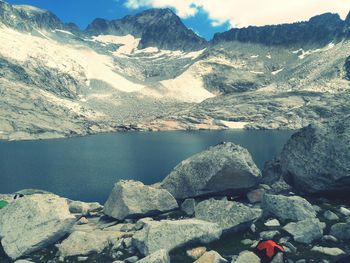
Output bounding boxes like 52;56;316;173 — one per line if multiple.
0;130;293;203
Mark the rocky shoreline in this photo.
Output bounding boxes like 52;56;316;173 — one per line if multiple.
1;117;350;263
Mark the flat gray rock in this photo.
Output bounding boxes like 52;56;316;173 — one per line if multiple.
136;249;170;263
233;251;260;263
262;194;316;221
58;230;124;258
104;180;178;220
283;218;325;244
195;199;262;233
0;194;76;260
161;142;261;199
194;250;228;263
132;219;222;255
311;246;345;257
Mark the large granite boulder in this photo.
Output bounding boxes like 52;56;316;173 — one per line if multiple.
278;118;350;194
283;218;325;244
132;219;222;255
262;194;316;221
195;199;262;233
104;180;178;220
161;142;261;199
0;194;76;260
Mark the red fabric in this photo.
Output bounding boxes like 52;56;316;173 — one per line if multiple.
257;240;284;258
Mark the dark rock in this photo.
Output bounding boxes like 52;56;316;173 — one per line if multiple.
262;158;282;185
330;222;350;240
213;13;347;47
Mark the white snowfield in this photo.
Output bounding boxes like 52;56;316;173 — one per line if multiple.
0;26;215;103
92;34;141;55
54;29;74;36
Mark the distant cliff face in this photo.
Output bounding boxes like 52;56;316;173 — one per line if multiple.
85;8;207;51
213;13;349;47
0;1;78;33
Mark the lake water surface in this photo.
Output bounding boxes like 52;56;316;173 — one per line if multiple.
0;130;294;203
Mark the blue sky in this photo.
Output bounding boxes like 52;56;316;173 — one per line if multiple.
6;0;349;40
6;0;229;40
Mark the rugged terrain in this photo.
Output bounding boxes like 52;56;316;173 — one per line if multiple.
1;119;350;262
0;0;349;140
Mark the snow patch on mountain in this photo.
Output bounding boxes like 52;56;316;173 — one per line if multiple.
160;61;215;103
0;26;144;93
272;68;284;75
92;34;141;55
54;29;74;36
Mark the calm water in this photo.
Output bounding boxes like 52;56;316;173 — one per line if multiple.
0;130;293;203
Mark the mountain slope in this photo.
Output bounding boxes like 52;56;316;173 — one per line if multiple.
0;0;349;140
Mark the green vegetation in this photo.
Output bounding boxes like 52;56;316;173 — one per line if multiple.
0;200;8;209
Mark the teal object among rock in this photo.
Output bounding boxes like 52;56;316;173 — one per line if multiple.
0;200;9;209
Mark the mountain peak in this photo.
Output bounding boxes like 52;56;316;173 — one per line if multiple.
308;12;342;25
86;8;207;51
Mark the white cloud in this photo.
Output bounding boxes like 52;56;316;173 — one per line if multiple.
124;0;350;28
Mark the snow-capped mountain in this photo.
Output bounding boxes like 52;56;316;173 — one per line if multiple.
0;0;349;140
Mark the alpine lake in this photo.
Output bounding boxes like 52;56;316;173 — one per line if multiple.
0;130;294;204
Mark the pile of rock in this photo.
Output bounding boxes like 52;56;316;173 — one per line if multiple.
1;124;350;263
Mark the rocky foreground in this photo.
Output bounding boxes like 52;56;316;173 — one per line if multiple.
1;117;350;263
